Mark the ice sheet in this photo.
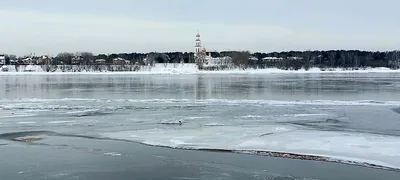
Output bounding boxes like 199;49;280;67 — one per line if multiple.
102;125;400;170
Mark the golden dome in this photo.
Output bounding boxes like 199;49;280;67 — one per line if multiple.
196;33;200;38
202;47;207;52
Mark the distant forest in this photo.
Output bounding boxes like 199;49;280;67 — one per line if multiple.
3;50;400;70
252;50;400;70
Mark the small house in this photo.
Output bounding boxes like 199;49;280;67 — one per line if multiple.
0;55;5;65
113;57;127;65
95;59;106;64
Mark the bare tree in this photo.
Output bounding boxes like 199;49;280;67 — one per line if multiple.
303;50;311;70
9;54;17;60
4;56;10;65
145;53;156;66
231;51;250;69
329;52;336;67
396;51;400;68
354;55;360;68
78;52;94;65
56;52;74;65
163;53;169;68
195;53;205;68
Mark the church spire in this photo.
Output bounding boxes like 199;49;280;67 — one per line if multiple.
196;30;200;38
195;31;202;57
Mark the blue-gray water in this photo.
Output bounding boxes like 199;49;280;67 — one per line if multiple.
0;73;400;180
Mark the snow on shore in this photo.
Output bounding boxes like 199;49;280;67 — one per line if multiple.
1;64;400;75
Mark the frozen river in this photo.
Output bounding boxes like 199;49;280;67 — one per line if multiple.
1;73;400;180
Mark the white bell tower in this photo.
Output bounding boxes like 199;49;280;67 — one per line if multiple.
195;31;202;57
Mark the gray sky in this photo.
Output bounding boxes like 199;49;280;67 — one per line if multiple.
0;0;399;56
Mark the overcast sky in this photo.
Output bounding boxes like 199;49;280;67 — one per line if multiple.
0;0;399;56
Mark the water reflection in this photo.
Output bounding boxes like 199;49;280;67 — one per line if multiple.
0;73;399;101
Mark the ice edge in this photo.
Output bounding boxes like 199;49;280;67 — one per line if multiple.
139;142;400;172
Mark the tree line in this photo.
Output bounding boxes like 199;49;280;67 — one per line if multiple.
252;50;400;69
51;52;197;65
2;50;400;69
198;50;400;69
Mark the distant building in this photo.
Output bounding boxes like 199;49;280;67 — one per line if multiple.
1;55;8;71
39;55;52;65
9;59;16;65
262;57;284;63
113;57;129;65
287;57;303;60
95;59;106;64
249;56;258;61
194;32;233;67
0;54;5;65
262;57;284;67
72;56;83;65
203;53;232;67
18;57;33;65
248;56;259;66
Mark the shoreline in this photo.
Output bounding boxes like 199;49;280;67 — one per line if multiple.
1;64;400;75
1;69;400;75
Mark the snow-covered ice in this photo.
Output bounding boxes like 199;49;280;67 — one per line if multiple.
102;124;400;170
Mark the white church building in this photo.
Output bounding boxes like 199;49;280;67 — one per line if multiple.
0;54;5;65
194;32;232;67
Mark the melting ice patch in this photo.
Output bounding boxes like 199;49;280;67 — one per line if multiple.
17;122;36;124
241;115;264;119
157;116;210;125
282;114;329;117
48;121;76;124
185;116;210;120
204;123;225;127
159;119;184;125
103;152;122;156
102;125;400;170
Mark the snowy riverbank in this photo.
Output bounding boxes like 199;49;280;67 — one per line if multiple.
1;64;400;75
